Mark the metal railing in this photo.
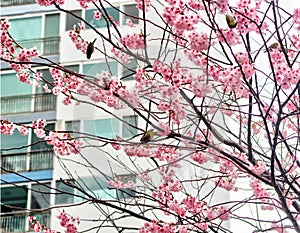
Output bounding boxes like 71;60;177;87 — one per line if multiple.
1;93;56;115
1;212;51;232
1;150;53;173
0;0;36;7
17;37;60;55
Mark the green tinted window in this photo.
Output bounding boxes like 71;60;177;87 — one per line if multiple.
75;176;114;202
123;4;139;25
122;59;137;80
66;10;82;31
10;17;42;40
1;73;32;97
85;7;119;29
122;115;138;138
83;62;118;77
55;180;74;204
31;183;51;209
31;123;55;151
45;14;60;37
0;129;28;154
1;186;28;211
84;118;119;138
36;69;54;93
115;175;136;199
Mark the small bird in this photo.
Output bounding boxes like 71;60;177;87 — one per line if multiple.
264;42;279;52
225;13;237;29
86;38;96;59
140;129;154;143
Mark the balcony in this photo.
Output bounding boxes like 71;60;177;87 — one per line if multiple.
1;150;54;173
1;93;56;115
17;37;60;55
0;0;36;7
1;211;51;233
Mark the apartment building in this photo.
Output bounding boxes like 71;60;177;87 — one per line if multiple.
1;0;140;232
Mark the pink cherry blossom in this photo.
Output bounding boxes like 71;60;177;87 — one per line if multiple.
1;120;16;135
126;19;136;27
120;33;145;50
93;10;101;20
134;0;151;11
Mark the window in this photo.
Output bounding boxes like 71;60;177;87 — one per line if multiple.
64;64;80;73
115;175;136;199
44;14;60;54
1;186;28;212
84;118;119;138
122;59;137;80
75;177;115;202
55;180;74;204
66;120;80;138
66;120;80;131
83;62;118;77
122;115;138;138
31;183;51;209
1;73;32;97
31;123;55;151
123;4;139;25
0;128;28;155
45;14;60;37
9;17;42;41
1;73;32;114
85;7;119;29
66;10;82;31
36;69;54;93
10;16;42;51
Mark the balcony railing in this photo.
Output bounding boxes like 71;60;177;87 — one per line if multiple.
1;212;51;233
16;37;60;55
1;93;56;115
1;150;53;173
0;0;36;7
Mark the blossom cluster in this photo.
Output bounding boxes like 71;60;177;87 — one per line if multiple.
108;179;136;189
120;33;145;50
45;131;82;156
57;212;80;233
28;216;55;233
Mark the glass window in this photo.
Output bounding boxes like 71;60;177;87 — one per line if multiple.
55;180;74;204
31;123;55;151
31;183;51;209
36;69;54;93
1;73;32;97
66;120;80;138
64;65;80;73
10;17;42;40
85;7;119;29
123;4;139;25
84;118;119;139
0;128;28;155
45;14;60;37
66;120;80;131
115;175;136;199
1;186;28;212
122;115;138;138
75;177;114;202
83;62;118;77
122;59;137;80
66;10;82;31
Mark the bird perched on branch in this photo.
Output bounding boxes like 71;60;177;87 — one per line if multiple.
264;42;279;52
225;13;237;29
140;129;154;143
86;38;96;59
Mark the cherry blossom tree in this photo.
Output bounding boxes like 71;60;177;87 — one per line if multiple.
1;0;300;232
